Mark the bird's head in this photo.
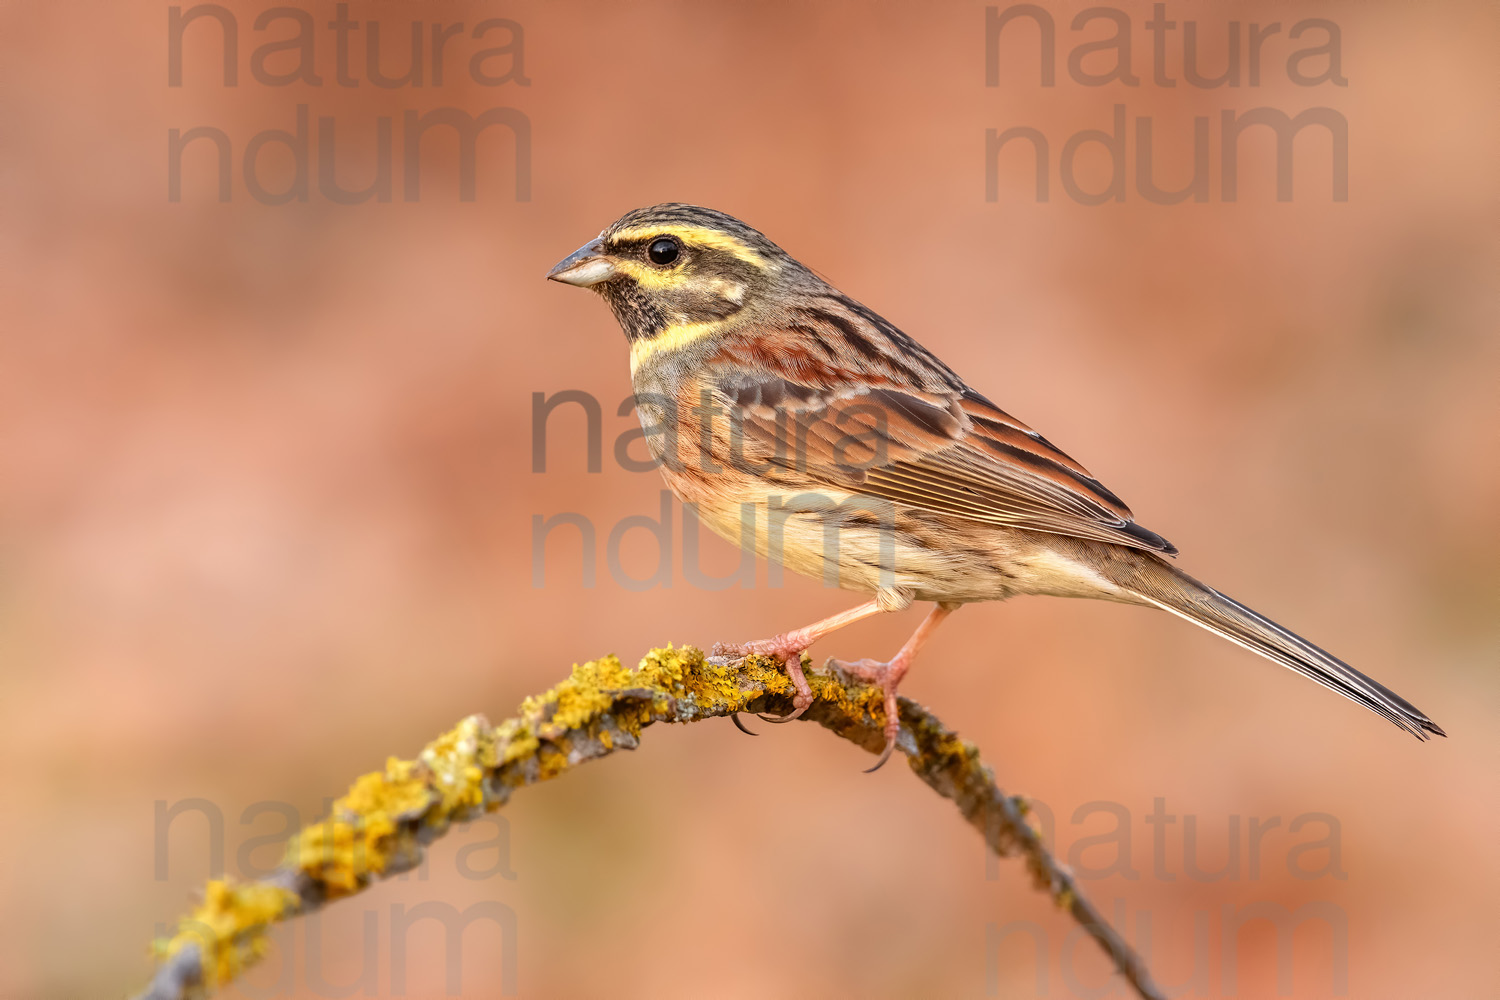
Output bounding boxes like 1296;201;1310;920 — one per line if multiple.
547;204;805;367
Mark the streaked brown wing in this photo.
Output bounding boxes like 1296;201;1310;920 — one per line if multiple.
709;371;1177;555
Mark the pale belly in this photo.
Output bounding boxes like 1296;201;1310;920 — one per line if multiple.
679;479;1138;607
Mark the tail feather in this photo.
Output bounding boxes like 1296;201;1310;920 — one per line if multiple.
1122;561;1444;740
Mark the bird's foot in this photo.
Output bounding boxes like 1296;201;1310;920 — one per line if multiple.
827;654;912;773
710;634;816;724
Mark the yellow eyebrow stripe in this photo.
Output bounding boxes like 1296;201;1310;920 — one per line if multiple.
610;225;769;270
630;318;730;372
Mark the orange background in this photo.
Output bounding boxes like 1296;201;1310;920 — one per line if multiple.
1;1;1496;997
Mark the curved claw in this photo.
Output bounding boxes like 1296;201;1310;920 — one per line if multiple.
758;700;812;725
729;713;759;736
864;736;899;773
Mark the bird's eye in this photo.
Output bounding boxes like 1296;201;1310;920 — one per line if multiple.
647;237;680;266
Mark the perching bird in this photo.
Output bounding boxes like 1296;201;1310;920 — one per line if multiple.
547;203;1444;770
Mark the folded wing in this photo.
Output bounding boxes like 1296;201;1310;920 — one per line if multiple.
710;370;1177;555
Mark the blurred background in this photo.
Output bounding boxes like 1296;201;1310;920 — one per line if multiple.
1;1;1496;997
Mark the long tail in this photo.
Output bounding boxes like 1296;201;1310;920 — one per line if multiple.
1115;557;1445;740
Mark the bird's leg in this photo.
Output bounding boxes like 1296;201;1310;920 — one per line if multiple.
830;603;957;772
711;599;886;726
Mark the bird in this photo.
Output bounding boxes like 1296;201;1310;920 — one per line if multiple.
546;203;1444;771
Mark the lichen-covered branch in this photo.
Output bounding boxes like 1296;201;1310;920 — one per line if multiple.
133;646;1164;1000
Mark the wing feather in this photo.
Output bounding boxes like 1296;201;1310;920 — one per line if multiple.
707;367;1176;555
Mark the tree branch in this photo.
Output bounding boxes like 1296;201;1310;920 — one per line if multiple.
133;646;1163;1000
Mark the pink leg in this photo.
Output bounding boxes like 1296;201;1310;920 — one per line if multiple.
831;604;956;772
712;599;886;724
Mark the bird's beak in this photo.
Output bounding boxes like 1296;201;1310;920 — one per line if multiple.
546;240;616;287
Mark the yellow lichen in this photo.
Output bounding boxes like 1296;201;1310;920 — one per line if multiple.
285;716;501;895
500;725;540;765
343;759;433;817
549;656;636;730
537;746;570;780
156;879;298;987
515;654;640;738
418;716;492;815
291;812;398;895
